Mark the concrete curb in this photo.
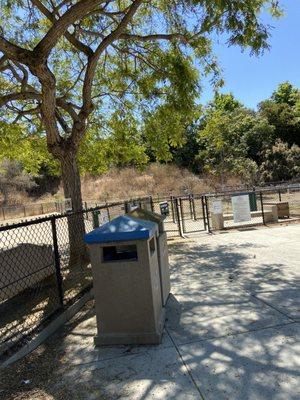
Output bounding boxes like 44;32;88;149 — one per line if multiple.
1;289;93;368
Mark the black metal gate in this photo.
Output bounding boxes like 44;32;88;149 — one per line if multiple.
151;195;209;237
177;195;207;234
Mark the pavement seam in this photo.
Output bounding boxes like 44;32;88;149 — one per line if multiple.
62;342;176;367
169;320;298;347
55;321;300;367
250;293;297;322
165;326;206;400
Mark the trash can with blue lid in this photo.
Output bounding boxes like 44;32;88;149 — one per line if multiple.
85;215;165;345
127;208;170;307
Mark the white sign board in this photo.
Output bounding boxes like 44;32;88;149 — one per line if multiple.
99;210;109;225
231;195;251;223
211;199;223;215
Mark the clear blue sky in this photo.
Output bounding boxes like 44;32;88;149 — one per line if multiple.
201;0;300;109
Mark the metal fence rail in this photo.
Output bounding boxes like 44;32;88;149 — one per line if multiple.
0;199;72;222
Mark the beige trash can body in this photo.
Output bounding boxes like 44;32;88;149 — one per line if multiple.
85;215;165;345
157;231;170;306
128;209;170;306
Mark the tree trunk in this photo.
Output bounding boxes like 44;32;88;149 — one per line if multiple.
61;150;83;212
60;150;87;266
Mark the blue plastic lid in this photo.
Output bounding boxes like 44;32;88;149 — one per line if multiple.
84;215;158;244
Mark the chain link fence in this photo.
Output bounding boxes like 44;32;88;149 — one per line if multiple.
1;187;299;361
206;187;300;232
0;211;94;360
0;196;153;360
0;199;72;223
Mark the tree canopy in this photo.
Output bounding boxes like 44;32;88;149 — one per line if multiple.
194;86;300;183
0;0;283;212
259;82;300;147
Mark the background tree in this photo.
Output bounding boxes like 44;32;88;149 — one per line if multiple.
78;111;148;175
206;92;242;113
0;159;36;205
0;121;58;176
271;81;300;106
259;82;300;147
240;109;275;164
196;106;259;185
170;121;201;173
260;140;300;182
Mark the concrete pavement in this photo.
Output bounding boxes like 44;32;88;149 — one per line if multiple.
1;224;299;399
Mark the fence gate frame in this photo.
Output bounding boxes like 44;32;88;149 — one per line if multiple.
173;195;209;236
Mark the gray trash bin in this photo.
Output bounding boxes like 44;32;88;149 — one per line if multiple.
127;208;170;307
85;215;165;346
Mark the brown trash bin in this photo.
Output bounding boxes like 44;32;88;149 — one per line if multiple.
85;215;165;345
128;209;170;307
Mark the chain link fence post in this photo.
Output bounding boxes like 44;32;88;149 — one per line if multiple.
191;194;196;220
179;198;186;234
204;196;211;233
201;195;207;230
188;194;193;219
149;196;154;212
170;196;175;222
174;198;183;237
51;217;64;308
124;201;129;214
260;191;266;225
106;202;111;221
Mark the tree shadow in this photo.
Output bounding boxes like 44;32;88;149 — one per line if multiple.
1;236;299;399
0;218;93;356
0;243;59;354
164;240;299;399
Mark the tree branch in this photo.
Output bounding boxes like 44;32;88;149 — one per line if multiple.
0;91;78;121
0;92;40;107
33;0;105;60
119;33;189;43
55;109;72;134
30;0;94;57
75;29;189;44
0;36;33;64
7;105;40;123
8;62;30;92
0;55;7;70
79;0;143;124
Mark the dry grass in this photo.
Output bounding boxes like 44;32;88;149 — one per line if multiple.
1;163;244;210
81;163;242;202
0;191;31;207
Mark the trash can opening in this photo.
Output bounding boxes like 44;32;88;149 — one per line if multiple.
103;244;138;262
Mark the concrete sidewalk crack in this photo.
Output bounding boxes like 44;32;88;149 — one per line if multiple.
250;293;297;322
166;320;298;347
165;327;206;400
